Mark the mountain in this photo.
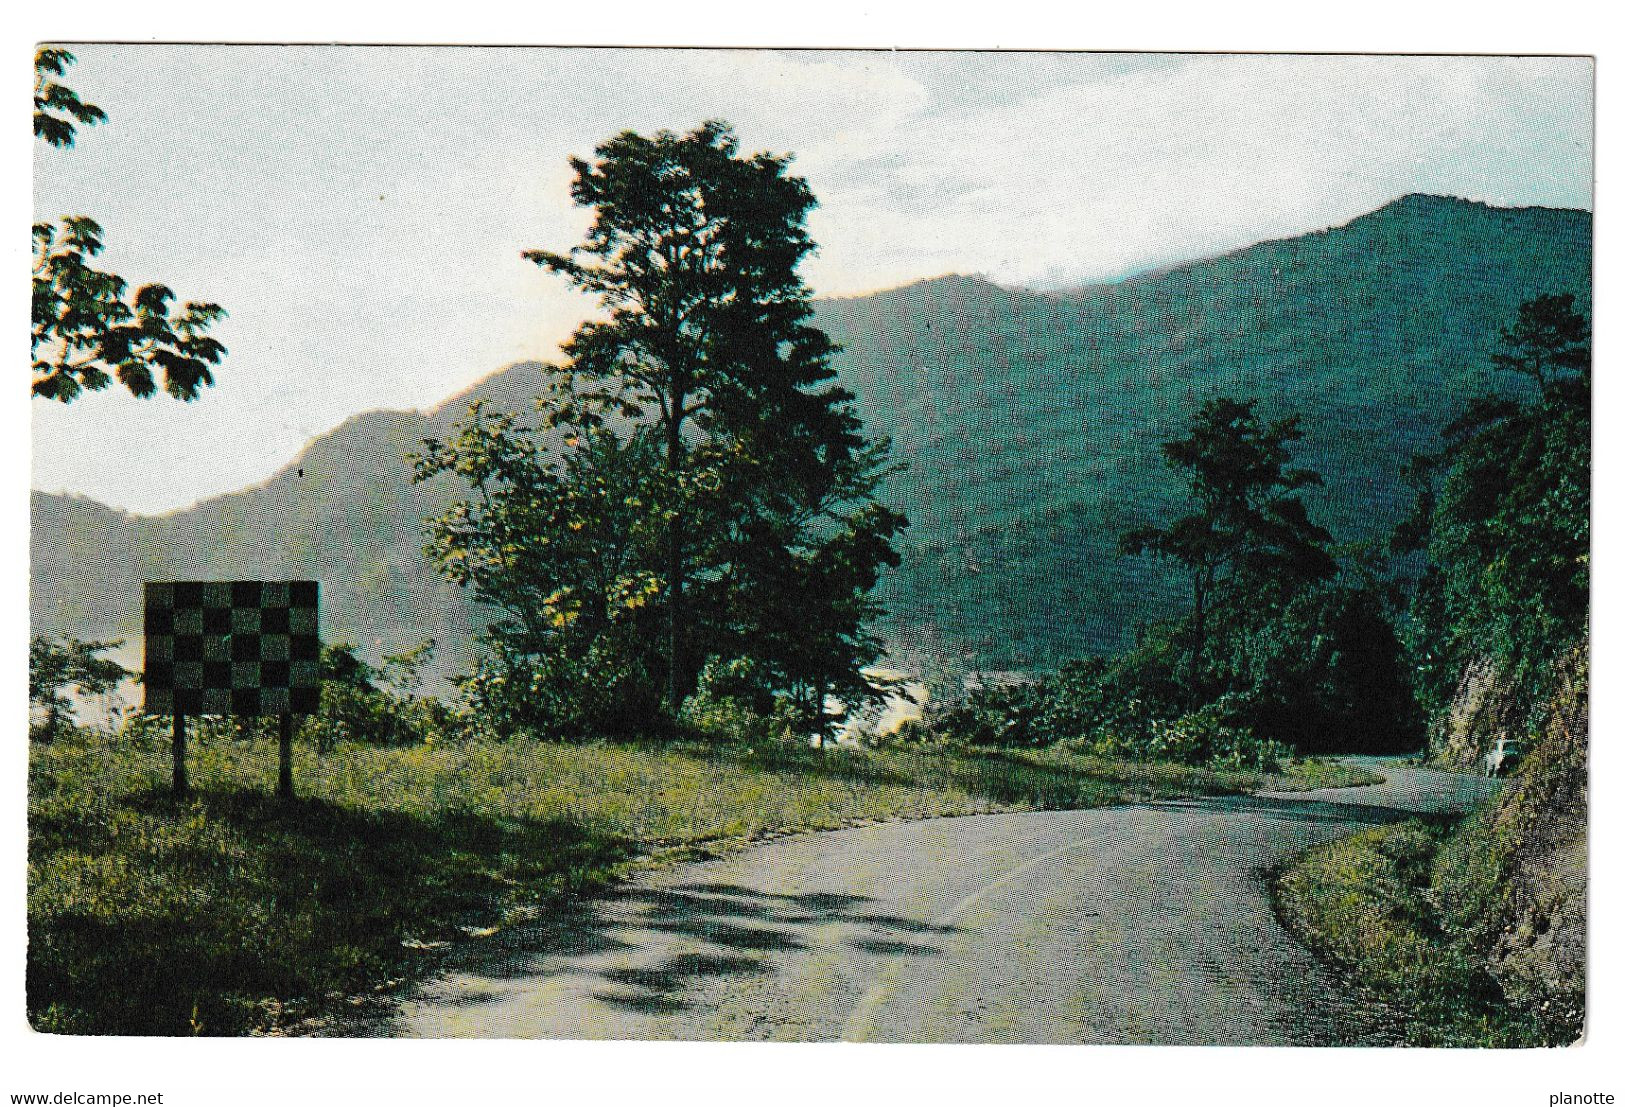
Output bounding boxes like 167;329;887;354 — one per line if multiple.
30;366;555;691
816;194;1591;678
31;195;1593;690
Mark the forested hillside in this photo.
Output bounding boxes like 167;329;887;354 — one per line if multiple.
820;194;1590;679
31;194;1591;689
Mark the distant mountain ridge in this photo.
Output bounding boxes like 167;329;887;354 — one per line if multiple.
32;194;1593;689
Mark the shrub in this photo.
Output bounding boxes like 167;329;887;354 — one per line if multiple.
1053;696;1289;772
1228;585;1422;754
314;682;457;748
679;659;807;746
454;637;662;741
884;682;1045;749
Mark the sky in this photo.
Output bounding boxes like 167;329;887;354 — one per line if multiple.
31;47;1593;514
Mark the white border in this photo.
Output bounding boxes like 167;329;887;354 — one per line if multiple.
5;4;1615;1106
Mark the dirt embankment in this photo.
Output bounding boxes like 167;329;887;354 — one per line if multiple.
1433;646;1587;1041
1429;656;1521;771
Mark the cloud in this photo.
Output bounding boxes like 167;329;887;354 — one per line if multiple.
31;48;1591;512
796;53;1592;291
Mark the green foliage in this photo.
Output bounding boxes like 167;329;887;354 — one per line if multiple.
320;641;376;691
1491;292;1590;387
414;403;666;737
1221;584;1422;755
33;47;106;148
453;638;661;742
379;638;437;695
419;122;905;738
28;635;129;742
29;718;1323;1034
1121;395;1335;702
32;47;226;404
304;641;459;749
1275;820;1551;1047
1038;637;1186;742
892;672;1291;773
1070;699;1290;774
315;682;456;752
1401;293;1589;725
523;121;904;722
987;397;1413;760
678;659;807;746
1155;704;1291;772
905;682;1047;749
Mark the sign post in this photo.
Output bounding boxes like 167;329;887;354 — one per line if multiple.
143;581;320;800
279;713;295;800
172;713;188;798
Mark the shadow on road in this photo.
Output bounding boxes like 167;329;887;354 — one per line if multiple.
417;880;963;1019
1147;780;1493;828
371;762;1495;1035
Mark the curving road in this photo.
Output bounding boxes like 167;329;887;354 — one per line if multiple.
381;759;1497;1044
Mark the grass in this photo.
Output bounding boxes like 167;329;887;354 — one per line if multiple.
1272;820;1545;1047
30;728;1372;1036
1017;746;1382;793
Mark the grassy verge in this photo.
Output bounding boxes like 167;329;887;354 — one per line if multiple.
30;730;1370;1036
1273;820;1546;1046
1016;746;1382;793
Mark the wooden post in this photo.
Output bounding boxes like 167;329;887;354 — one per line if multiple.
172;713;188;797
278;714;295;801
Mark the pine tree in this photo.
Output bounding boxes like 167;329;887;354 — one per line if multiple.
1120;397;1334;699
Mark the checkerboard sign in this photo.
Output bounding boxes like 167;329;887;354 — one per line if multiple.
144;581;321;716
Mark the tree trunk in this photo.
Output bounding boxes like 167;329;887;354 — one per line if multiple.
1189;568;1211;706
665;402;686;715
278;714;295;801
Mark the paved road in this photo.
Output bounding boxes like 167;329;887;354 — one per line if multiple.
382;759;1497;1043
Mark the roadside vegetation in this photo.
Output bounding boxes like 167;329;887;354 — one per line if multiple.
1277;295;1589;1047
884;396;1422;769
27;711;1370;1036
1274;819;1540;1046
28;95;1584;1045
1278;647;1587;1048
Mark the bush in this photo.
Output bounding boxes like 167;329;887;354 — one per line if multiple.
306;642;461;748
1066;698;1290;772
454;637;663;741
314;682;457;748
1205;723;1293;774
1228;585;1422;754
679;659;808;746
881;682;1045;749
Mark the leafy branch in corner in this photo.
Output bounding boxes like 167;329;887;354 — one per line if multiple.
31;47;227;404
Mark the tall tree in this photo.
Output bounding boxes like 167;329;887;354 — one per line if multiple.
32;47;226;403
1120;397;1334;698
1491;292;1589;387
1401;293;1590;718
524;121;900;714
